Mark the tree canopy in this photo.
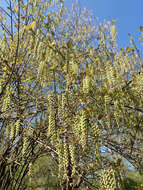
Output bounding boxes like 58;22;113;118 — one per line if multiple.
0;0;143;190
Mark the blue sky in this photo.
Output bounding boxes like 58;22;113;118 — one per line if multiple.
65;0;143;50
1;0;142;50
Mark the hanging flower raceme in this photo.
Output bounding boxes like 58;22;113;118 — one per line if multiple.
83;75;90;93
80;110;88;149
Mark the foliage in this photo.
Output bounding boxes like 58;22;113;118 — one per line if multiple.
123;170;143;190
22;156;60;189
0;0;143;190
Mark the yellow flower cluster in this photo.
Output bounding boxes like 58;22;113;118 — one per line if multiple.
104;95;111;106
73;115;80;138
15;119;21;135
56;142;76;179
10;122;15;140
100;167;116;190
56;141;63;178
28;162;34;186
28;162;33;177
83;75;90;93
22;135;28;157
47;94;57;141
69;144;76;176
93;124;101;137
47;112;56;139
106;64;115;88
63;143;69;179
2;95;11;113
80;110;87;149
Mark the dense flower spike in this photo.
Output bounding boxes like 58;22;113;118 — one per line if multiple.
80;110;87;149
28;162;34;187
63;143;69;179
22;135;28;157
73;114;80;138
83;75;90;93
69;144;76;176
93;124;101;137
15;119;21;135
100;167;116;190
9;122;15;139
47;112;56;139
28;162;33;177
56;141;64;178
1;95;11;113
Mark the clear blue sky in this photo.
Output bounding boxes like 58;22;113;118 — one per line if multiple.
65;0;143;50
1;0;142;50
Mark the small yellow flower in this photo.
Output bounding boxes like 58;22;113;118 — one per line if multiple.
14;6;18;13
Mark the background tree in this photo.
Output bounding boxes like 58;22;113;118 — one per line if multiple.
0;0;143;190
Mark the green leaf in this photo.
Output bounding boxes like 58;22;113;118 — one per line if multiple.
139;37;143;41
138;26;143;31
126;47;134;53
